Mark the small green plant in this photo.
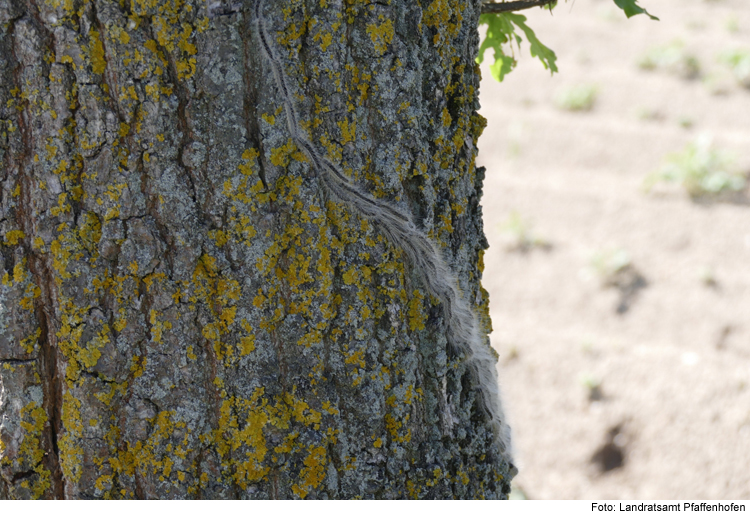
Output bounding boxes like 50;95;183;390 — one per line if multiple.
725;15;739;34
645;135;747;198
635;107;665;121
507;121;526;158
589;248;646;313
698;266;717;288
686;19;707;32
702;72;734;96
591;248;633;287
638;40;701;79
554;84;598;112
499;211;550;252
678;115;694;129
719;49;750;89
580;374;604;402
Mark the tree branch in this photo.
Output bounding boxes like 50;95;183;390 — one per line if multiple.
481;1;557;14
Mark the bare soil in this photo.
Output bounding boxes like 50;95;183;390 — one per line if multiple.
477;0;750;499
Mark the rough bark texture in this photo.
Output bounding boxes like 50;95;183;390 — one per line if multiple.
0;0;513;499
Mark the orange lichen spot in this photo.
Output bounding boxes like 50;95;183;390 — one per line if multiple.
342;267;357;286
145;38;159;53
4;230;25;246
196;16;209;33
337;117;356;145
130;354;147;378
438;212;453;235
269;138;298;168
208;229;228;248
89;29;107;75
149;310;172;344
142;272;167;292
117;27;131;45
213;389;273;485
17;402;51;498
238;148;259;176
240;334;256;356
19;329;41;356
344;347;366;369
59;393;84;483
261;113;276;125
321;401;339;415
407;290;426;331
49;236;75;281
366;17;394;55
239;320;256;356
176;57;196;79
50;192;72;217
441;107;452;128
104;205;120;221
59;54;76;68
19;281;41;311
292;445;326;499
253;290;267;308
313;28;333;52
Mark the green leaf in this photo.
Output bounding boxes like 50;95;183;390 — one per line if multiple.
477;13;516;82
506;13;558;75
613;0;659;21
477;13;557;83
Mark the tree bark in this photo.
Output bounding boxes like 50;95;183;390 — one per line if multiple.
0;0;513;499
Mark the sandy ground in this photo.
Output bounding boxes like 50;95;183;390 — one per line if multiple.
476;0;750;499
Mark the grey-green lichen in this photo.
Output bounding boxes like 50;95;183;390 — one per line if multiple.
0;0;512;499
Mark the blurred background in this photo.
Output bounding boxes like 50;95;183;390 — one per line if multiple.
476;0;750;499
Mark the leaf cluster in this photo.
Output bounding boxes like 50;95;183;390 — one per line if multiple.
477;9;557;83
478;0;657;83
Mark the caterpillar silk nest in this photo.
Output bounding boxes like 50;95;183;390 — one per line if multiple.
251;0;513;463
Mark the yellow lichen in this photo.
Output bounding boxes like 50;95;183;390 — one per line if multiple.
292;445;326;499
407;289;426;331
270;138;298;168
4;229;25;246
59;393;84;483
366;17;394;55
89;30;107;74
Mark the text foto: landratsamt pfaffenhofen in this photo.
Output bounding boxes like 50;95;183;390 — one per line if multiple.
592;502;746;512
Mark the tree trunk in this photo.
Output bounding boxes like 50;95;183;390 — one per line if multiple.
0;0;514;499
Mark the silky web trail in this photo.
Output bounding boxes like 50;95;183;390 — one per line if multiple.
252;0;513;462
